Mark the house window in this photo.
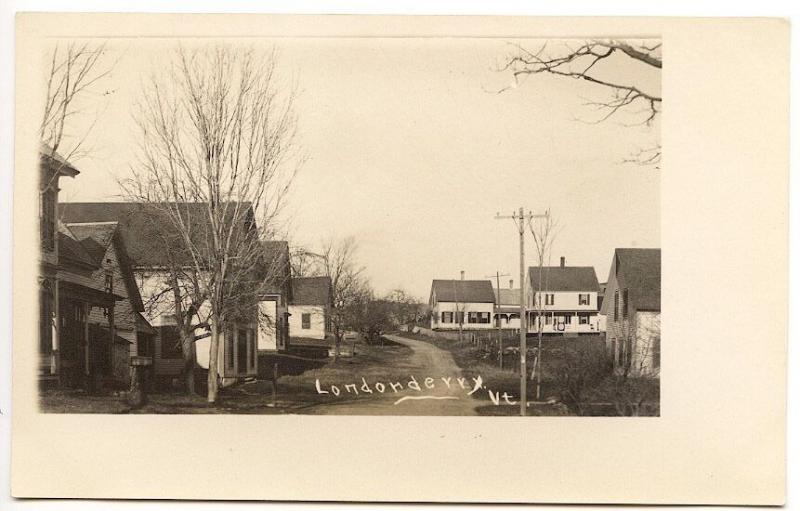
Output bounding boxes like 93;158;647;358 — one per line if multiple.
478;312;490;324
302;313;311;329
626;338;633;369
563;314;572;325
623;289;629;319
226;329;235;369
40;190;55;251
159;326;182;359
544;314;552;325
249;330;256;370
578;293;590;305
468;312;478;324
236;328;248;373
104;273;114;294
441;311;453;323
545;294;555;305
578;313;589;325
614;290;620;321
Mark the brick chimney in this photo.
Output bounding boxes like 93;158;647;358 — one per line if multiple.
460;270;465;280
509;279;514;289
560;256;565;268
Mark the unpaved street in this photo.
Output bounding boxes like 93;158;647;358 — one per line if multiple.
306;334;477;416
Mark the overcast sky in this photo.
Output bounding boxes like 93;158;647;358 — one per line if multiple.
56;37;660;300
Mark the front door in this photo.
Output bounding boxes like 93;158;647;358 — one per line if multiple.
59;298;87;388
236;328;249;375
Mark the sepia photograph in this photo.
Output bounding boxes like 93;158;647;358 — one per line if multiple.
8;11;790;505
35;36;661;416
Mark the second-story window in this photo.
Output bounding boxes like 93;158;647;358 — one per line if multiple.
578;293;590;305
104;273;114;294
623;289;629;319
40;191;55;251
545;294;555;305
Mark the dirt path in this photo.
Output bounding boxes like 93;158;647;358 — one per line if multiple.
306;334;477;416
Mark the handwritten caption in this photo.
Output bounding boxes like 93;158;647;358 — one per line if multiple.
315;375;517;406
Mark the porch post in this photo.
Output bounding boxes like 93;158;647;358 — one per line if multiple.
83;301;90;391
54;278;62;384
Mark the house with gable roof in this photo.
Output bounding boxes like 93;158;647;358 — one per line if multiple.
60;201;282;386
288;276;333;342
526;257;603;335
429;275;495;331
38;145;128;390
64;221;156;385
600;248;661;376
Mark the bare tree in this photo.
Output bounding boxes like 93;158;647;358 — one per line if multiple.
130;214;211;396
40;42;115;193
319;237;367;361
124;45;301;403
527;210;559;399
498;40;661;168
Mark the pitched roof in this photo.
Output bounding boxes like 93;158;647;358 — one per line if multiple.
57;231;98;269
67;222;118;264
528;266;600;292
290;276;332;306
59;202;253;268
614;248;661;311
494;288;521;306
65;221;147;312
40;143;80;177
431;280;495;303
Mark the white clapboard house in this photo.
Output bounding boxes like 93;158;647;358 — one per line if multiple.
526;257;603;335
429;275;495;331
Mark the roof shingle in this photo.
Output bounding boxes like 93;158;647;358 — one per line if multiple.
614;248;661;312
527;266;600;292
431;280;495;303
290;276;332;306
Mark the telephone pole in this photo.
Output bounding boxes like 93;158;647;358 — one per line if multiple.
485;271;510;370
496;207;549;416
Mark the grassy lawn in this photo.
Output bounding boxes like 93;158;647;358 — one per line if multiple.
39;338;414;414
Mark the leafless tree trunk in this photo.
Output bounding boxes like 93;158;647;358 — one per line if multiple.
124;45;301;403
318;237;366;362
527;210;559;399
497;40;661;168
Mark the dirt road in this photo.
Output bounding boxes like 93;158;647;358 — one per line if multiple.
305;334;477;416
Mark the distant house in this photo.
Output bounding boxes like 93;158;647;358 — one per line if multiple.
493;283;522;330
38;145;127;390
60;202;270;386
288;276;332;341
64;221;155;386
429;276;495;331
600;248;661;377
526;257;602;335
